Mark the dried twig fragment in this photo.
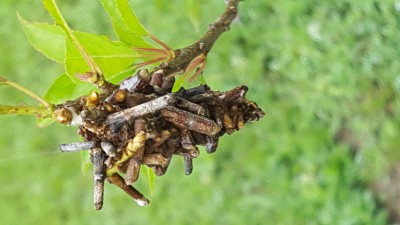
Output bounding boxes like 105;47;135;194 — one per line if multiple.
105;94;176;126
125;119;147;185
107;173;149;206
59;141;95;152
91;147;105;210
161;106;221;136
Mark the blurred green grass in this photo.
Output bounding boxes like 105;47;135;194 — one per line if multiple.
0;0;399;224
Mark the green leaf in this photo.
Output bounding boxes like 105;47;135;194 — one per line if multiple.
171;74;206;92
172;75;185;92
43;0;150;93
44;0;102;75
36;117;56;128
18;14;65;63
0;76;9;87
141;165;156;195
65;31;139;83
185;1;201;30
44;73;95;104
115;0;147;35
100;0;150;47
81;150;92;176
107;66;136;84
43;0;74;41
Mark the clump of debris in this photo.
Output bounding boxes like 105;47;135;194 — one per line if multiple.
57;69;264;209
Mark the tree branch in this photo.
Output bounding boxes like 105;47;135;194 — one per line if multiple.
155;0;241;77
0;105;52;118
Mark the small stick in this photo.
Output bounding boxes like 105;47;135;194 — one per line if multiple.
107;173;149;206
150;145;173;176
161;106;221;136
178;131;197;175
161;76;175;91
176;84;210;98
176;97;206;115
91;147;106;210
100;141;117;157
125;119;147;185
149;70;163;87
180;131;199;158
152;157;172;176
125;157;140;185
206;136;219;154
149;129;172;149
125;93;147;108
143;153;169;165
191;132;207;145
164;134;180;158
134;118;147;135
105;94;176;126
186;92;214;103
210;105;224;129
220;85;248;102
59;141;95;152
183;155;193;176
119;69;151;93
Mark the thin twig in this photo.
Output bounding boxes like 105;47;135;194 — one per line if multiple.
160;106;221;136
91;147;106;210
0;76;51;109
107;173;150;206
105;94;176;126
59;141;95;152
0;105;52;118
156;0;241;77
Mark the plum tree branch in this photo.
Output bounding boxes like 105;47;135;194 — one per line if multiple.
0;105;52;118
154;0;241;78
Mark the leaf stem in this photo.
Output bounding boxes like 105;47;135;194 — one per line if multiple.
0;76;51;109
43;0;113;90
0;105;53;118
44;0;98;73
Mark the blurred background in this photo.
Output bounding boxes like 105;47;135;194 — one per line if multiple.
0;0;399;224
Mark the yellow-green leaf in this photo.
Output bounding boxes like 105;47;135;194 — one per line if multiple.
142;165;156;195
43;0;101;75
81;150;92;176
115;0;147;36
18;15;65;63
100;0;150;47
65;32;139;83
36;117;56;128
44;73;95;104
